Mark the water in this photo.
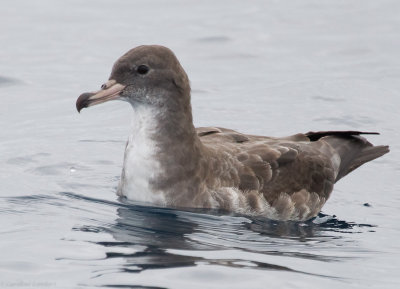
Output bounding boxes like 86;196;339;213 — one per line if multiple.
1;0;400;288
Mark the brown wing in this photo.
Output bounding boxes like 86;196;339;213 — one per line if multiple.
197;127;388;199
196;127;388;220
197;127;333;197
197;126;251;143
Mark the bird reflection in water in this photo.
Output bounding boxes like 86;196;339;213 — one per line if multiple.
72;196;374;277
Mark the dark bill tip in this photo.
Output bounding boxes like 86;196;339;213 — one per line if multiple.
76;92;96;113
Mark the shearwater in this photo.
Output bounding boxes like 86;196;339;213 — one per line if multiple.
76;45;389;221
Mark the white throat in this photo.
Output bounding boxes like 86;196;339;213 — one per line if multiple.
117;105;166;205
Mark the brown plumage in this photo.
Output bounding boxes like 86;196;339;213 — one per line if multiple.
76;45;389;221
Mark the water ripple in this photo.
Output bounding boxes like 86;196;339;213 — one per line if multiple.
47;192;376;281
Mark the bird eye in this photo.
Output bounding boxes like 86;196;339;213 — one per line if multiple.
137;65;149;75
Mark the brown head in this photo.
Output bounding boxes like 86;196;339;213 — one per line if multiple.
76;45;191;112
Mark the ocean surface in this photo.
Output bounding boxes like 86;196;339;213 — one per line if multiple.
1;0;399;288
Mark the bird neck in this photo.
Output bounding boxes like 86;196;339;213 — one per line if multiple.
123;96;205;203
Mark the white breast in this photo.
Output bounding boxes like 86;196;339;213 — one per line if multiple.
117;106;166;205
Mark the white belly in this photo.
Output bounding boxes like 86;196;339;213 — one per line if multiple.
117;106;166;205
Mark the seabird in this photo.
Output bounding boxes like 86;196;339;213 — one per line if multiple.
76;45;389;221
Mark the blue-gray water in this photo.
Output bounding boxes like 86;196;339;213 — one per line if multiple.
1;0;399;288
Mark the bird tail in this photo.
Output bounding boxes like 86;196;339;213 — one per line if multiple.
305;131;389;182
